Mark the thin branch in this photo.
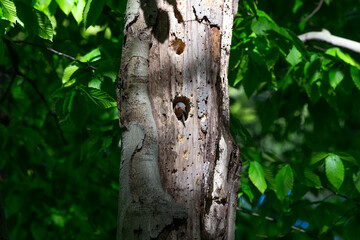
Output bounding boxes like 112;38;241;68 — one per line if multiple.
0;40;18;103
301;0;324;22
17;72;68;145
298;29;360;54
0;71;16;103
12;40;97;70
237;208;315;238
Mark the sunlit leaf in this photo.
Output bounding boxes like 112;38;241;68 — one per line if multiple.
325;153;344;190
62;65;79;84
326;48;360;68
0;0;17;23
249;161;267;194
71;0;85;24
55;0;75;15
286;46;302;66
80;48;101;62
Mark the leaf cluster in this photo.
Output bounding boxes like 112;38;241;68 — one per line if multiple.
232;0;360;239
0;0;127;239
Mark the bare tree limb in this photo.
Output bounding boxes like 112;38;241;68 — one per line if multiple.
237;208;317;239
298;29;360;54
12;40;97;70
301;0;324;22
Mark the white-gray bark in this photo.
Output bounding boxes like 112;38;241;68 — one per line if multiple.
117;0;241;239
298;29;360;54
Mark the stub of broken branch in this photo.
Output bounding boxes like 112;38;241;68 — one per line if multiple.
298;29;360;54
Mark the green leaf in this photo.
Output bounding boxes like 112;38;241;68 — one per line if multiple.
304;168;322;188
350;66;360;90
0;0;17;23
34;9;53;40
61;90;76;122
32;0;52;11
325;153;344;190
310;152;328;165
275;165;293;201
263;167;276;190
326;48;360;68
249;161;267;194
62;65;79;85
334;151;358;165
31;222;46;240
55;0;75;15
240;178;254;203
71;0;85;24
80;48;101;62
83;0;105;28
286;46;302;66
88;77;102;89
79;86;117;109
328;69;344;89
353;171;360;193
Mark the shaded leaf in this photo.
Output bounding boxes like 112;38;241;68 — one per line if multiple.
83;0;105;28
240;178;254;203
310;152;328;165
79;86;116;109
350;66;360;90
353;171;360;193
328;69;344;89
304;168;322;188
34;9;53;40
275;165;293;201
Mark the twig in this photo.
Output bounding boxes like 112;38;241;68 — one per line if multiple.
237;208;314;237
298;29;360;54
301;0;324;22
2;39;68;144
0;40;18;103
17;72;68;145
12;40;97;70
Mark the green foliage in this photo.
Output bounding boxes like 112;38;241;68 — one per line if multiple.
0;0;125;239
233;0;360;239
275;165;293;201
249;161;267;194
325;154;344;190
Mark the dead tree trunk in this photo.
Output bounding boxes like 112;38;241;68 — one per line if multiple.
117;0;241;239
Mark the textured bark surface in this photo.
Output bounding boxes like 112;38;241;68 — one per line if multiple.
117;0;241;239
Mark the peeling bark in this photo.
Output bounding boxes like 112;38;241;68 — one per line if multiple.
117;0;241;239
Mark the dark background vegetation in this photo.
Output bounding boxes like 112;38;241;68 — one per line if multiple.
1;0;360;239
